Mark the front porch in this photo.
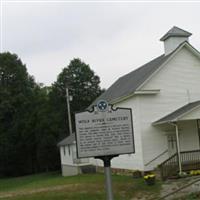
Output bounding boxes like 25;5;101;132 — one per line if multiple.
153;101;200;180
159;149;200;180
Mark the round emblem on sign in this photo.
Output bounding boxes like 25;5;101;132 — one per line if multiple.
97;100;108;112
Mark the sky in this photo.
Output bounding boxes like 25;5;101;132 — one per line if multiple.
1;1;200;89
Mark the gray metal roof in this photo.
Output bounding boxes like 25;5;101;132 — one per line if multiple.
153;101;200;125
160;26;192;41
90;52;172;106
57;134;75;146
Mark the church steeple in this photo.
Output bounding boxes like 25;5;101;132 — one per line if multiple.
160;26;192;55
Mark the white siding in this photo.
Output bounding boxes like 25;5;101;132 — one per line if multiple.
60;145;74;165
61;164;79;176
178;121;199;151
180;108;200;121
112;96;144;170
104;97;144;170
60;144;90;166
164;37;189;55
138;46;200;170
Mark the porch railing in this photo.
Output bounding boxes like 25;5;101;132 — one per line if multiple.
159;149;200;180
159;153;178;180
180;149;200;171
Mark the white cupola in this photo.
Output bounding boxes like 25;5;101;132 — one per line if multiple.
160;26;192;55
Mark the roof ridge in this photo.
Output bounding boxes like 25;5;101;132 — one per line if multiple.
160;26;192;41
171;26;192;35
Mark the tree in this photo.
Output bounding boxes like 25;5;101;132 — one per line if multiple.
0;53;60;176
0;54;103;177
0;52;36;176
26;86;60;173
50;58;103;136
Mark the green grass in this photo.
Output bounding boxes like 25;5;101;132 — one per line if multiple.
0;172;66;192
0;172;161;200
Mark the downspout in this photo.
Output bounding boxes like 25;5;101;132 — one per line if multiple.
169;122;182;174
197;120;200;149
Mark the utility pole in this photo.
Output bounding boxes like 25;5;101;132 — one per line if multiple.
66;87;73;136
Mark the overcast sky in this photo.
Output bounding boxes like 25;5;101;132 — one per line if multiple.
1;1;200;89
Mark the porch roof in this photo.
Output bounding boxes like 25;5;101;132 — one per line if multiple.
153;101;200;125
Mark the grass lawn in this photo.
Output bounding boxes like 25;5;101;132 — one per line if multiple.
0;172;161;200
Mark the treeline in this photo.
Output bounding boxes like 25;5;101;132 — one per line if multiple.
0;52;103;177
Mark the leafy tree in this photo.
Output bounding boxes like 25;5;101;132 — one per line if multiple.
0;53;59;176
50;58;103;135
0;54;103;177
26;86;60;173
0;52;35;176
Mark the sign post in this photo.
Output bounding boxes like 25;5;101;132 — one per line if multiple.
95;155;117;200
75;100;134;200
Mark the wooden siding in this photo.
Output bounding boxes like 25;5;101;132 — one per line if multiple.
60;145;74;165
164;37;188;55
138;46;200;170
178;121;199;151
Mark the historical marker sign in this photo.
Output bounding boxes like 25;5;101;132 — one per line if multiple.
75;102;134;158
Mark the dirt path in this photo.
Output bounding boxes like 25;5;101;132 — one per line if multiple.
0;184;80;199
160;176;200;200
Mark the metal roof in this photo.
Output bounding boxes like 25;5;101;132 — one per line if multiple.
160;26;192;41
57;134;75;146
90;52;172;106
153;101;200;125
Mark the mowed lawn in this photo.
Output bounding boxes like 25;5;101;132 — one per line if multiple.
0;172;161;200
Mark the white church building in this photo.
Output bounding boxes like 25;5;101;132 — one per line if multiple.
58;26;200;179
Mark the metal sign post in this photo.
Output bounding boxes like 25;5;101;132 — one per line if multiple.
96;156;118;200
